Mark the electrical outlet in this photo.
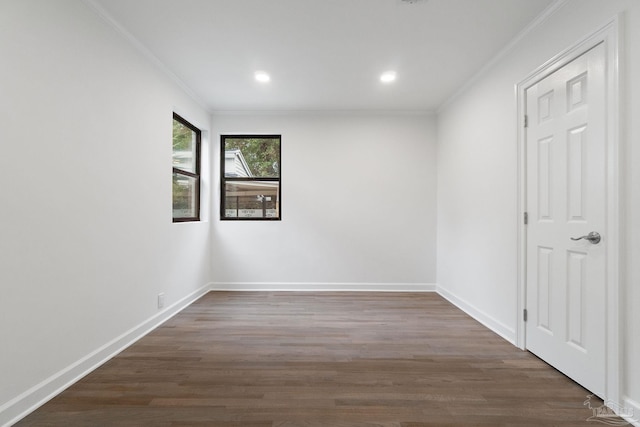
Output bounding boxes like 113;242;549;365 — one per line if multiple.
157;292;165;309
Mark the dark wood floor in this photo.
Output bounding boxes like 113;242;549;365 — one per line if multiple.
16;292;621;426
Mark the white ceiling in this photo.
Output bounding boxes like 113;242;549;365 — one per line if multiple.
89;0;554;112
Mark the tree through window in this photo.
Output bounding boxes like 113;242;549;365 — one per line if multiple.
172;113;201;222
221;135;281;220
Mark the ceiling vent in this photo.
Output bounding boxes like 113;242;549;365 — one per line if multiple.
397;0;429;4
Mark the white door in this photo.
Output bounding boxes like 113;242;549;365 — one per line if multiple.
525;43;606;397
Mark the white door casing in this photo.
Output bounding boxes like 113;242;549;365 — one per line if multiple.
516;18;620;403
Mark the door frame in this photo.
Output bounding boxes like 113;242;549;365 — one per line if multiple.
516;17;621;403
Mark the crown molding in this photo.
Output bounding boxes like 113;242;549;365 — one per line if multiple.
211;109;435;117
437;0;569;113
82;0;210;112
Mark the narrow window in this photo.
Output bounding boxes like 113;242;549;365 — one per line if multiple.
172;113;201;222
221;135;281;220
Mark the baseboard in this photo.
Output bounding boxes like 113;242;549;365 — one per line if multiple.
436;285;516;344
208;282;437;292
0;283;211;427
620;396;640;426
15;282;633;427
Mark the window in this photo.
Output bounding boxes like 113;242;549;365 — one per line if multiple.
221;135;281;220
172;113;201;222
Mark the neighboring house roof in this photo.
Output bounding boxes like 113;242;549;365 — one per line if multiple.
224;149;253;177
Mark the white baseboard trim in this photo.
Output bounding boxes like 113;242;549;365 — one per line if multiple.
0;283;211;427
436;285;516;345
14;282;621;426
620;396;640;426
209;282;437;292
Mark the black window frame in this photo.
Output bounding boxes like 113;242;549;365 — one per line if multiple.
220;134;281;221
172;113;201;223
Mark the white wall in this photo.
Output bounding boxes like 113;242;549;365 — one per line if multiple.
437;0;640;415
210;113;437;289
6;0;638;424
0;1;211;424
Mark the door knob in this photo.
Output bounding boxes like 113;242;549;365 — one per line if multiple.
571;231;601;244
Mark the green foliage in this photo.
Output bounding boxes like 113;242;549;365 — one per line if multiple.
173;119;193;151
225;137;280;177
172;118;198;218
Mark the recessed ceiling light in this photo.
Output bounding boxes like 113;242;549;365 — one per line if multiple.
254;71;270;83
380;71;397;83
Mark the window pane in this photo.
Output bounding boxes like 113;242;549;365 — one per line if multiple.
173;172;198;219
173;119;197;173
223;137;280;178
223;180;279;219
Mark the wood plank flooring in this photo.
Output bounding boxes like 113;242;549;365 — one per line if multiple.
15;292;623;426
